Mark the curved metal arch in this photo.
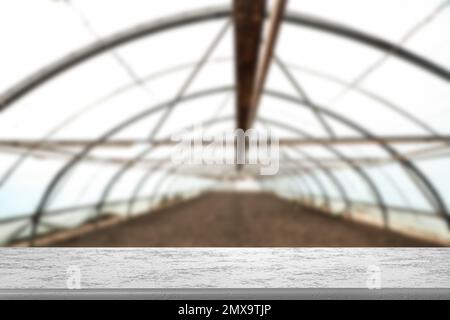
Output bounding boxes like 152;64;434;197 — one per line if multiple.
0;56;226;187
114;116;364;224
284;63;440;136
125;117;237;216
258;115;389;225
125;117;348;218
92;18;232;217
294;166;330;208
277;60;441;209
102;127;332;218
28;87;232;244
150;174;217;211
123;127;331;217
285;12;450;82
3;55;434;194
25;79;450;244
260;172;301;200
103;108;386;229
29;83;450;248
118;160;215;218
277;170;310;203
0;7;445;235
109;71;444;229
282;169;311;203
1;7;447;191
0;7;230;110
286;147;352;213
134;166;178;215
32;87;390;241
2;6;449;112
264;90;450;227
127;169;158;217
112;79;450;229
151;175;181;210
259;164;325;207
144;173;198;211
28;83;383;246
263;125;331;208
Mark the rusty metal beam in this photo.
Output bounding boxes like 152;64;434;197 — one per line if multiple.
1;135;450;148
249;0;288;128
233;0;266;131
2;142;448;172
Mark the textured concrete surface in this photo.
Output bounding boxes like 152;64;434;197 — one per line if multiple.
1;248;450;289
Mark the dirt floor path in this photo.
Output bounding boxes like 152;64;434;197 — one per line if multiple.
53;192;436;247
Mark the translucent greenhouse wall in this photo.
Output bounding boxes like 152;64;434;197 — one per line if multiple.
0;0;449;245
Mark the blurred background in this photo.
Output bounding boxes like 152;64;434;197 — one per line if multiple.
0;0;450;247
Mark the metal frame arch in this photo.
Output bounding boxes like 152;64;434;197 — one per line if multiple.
20;107;358;240
295;166;331;208
2;6;449;112
152;173;219;210
282;170;310;203
1;52;402;218
0;7;231;110
257;115;389;226
143;168;181;213
121;111;360;223
261;171;305;201
0;57;230;187
28;91;237;243
276;59;442;211
1;53;442;207
124;162;217;218
28;85;450;242
264;90;450;227
286;147;352;214
284;63;440;136
125;116;348;219
8;56;432;170
37;88;387;235
0;7;447;241
126;116;238;216
1;55;443;194
284;11;450;82
127;168;161;217
127;144;331;219
1;8;447;194
279;171;310;203
257;115;332;207
123;124;334;215
276;165;322;207
28;86;232;244
115;110;386;227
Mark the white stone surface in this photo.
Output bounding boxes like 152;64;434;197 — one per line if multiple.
0;248;449;289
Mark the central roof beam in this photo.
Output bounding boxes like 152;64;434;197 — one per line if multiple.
233;0;266;131
2;135;449;148
233;0;288;131
248;0;288;129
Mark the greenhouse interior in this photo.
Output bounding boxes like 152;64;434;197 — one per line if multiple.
0;0;450;247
